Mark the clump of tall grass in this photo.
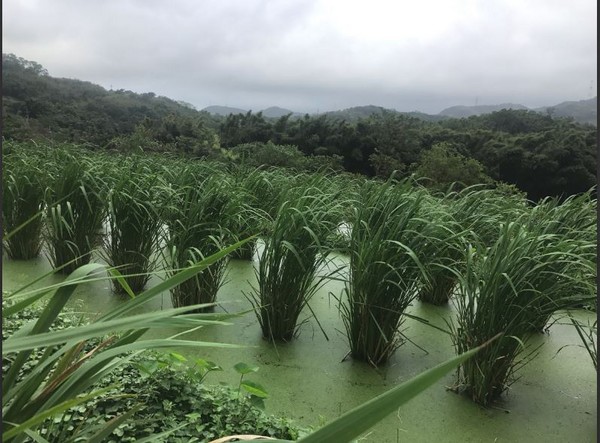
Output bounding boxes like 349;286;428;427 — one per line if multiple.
242;168;290;220
449;220;595;405
321;174;362;255
101;160;163;294
44;149;106;274
522;190;597;331
226;165;270;260
425;183;528;306
340;179;434;366
2;150;47;260
449;184;528;247
416;194;466;305
247;184;341;342
162;167;233;310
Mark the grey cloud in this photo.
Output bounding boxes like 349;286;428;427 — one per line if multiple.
3;0;596;114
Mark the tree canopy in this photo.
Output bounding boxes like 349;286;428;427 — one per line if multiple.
2;53;596;200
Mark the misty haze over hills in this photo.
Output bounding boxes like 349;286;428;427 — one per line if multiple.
202;97;597;125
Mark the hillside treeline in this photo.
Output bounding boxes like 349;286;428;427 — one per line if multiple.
2;53;596;200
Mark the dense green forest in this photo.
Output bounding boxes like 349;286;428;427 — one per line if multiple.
2;53;596;200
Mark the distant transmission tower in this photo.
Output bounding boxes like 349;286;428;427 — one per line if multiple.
589;80;594;98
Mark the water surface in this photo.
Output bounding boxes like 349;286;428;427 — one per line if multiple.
3;252;596;442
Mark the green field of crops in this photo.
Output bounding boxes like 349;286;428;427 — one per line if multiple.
3;141;597;442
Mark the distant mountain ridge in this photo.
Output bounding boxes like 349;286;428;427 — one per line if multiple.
438;98;597;124
203;105;248;116
261;106;302;118
202;105;300;118
438;103;529;118
534;98;597;125
203;98;596;125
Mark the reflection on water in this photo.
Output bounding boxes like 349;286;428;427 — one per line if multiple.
2;251;597;442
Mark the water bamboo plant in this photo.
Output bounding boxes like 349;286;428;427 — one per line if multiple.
44;149;106;274
449;220;595;405
416;194;466;305
524;190;597;331
340;179;433;366
2;147;48;260
162;167;233;310
248;185;341;342
101;158;164;294
224;165;269;260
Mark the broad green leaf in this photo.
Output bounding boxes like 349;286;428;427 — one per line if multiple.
233;362;259;375
86;407;140;443
240;380;269;398
196;359;222;371
168;352;187;362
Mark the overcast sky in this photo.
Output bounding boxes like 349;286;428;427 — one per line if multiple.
3;0;597;114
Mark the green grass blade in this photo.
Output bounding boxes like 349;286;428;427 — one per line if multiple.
2;263;106;396
86;407;140;443
3;306;237;354
99;236;254;321
23;429;51;443
107;268;136;299
3;211;43;242
2;387;114;441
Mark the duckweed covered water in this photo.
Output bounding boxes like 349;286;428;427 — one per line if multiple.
3;251;596;442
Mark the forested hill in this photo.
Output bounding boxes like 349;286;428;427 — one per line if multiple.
1;53;224;146
2;53;597;201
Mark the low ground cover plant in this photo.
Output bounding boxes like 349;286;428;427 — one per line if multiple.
2;301;301;442
2;238;249;442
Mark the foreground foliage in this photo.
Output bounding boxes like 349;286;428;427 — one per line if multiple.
2;239;248;442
